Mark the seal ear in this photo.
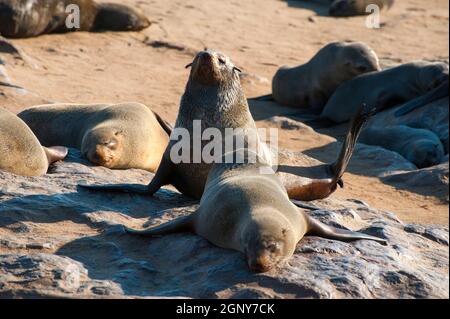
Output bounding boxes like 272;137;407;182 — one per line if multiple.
185;63;193;69
233;66;242;73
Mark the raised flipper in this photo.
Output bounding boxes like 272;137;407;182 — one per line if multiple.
44;146;68;165
124;215;194;237
284;106;374;201
79;154;174;195
305;214;387;244
394;80;449;117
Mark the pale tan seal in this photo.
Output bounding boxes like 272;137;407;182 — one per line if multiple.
272;41;380;112
0;0;150;38
81;50;372;202
0;107;67;176
124;149;386;273
19;103;171;172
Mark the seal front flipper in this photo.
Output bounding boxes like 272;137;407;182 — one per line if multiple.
79;154;175;195
394;80;450;117
304;214;387;244
124;215;194;237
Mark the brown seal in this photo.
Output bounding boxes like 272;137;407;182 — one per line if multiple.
0;107;67;176
0;0;150;38
123;149;386;273
329;0;394;17
19;103;171;172
272;41;380;112
81;50;372;202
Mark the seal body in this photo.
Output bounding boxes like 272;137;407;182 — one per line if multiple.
360;125;445;168
0;107;67;176
19;103;170;172
0;0;150;38
329;0;394;17
81;50;373;202
272;41;380;111
321;62;449;124
124;151;386;273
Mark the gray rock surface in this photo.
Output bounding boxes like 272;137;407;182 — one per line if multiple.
0;149;448;299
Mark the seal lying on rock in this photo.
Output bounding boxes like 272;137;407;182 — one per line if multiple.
0;0;150;38
19;103;171;172
124;149;387;273
0;107;67;176
329;0;394;17
81;50;372;201
271;41;380;112
360;125;445;169
318;61;449;125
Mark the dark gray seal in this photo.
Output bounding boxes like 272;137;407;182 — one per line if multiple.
0;0;150;38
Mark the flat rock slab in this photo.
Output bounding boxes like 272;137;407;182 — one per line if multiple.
0;149;448;298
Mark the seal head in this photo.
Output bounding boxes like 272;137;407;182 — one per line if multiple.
93;3;151;31
339;42;381;75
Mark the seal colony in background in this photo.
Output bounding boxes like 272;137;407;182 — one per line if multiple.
0;0;150;38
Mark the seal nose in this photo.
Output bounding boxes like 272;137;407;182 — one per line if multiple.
248;255;273;273
198;51;214;65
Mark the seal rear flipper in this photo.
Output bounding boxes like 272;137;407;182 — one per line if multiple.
124;215;194;237
329;105;375;186
394;80;449;117
44;146;68;165
305;214;387;244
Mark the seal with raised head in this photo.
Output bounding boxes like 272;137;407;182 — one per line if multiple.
360;125;445;169
19;103;171;172
81;50;372;202
272;41;380;112
123;149;386;273
318;61;449;125
0;107;67;176
329;0;394;17
0;0;150;38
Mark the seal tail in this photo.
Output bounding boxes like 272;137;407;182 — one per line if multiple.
305;214;387;244
394;80;449;117
124;215;194;237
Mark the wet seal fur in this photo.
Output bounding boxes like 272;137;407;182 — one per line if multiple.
0;0;150;38
0;107;67;176
124;149;387;273
19;103;171;172
271;41;380;112
80;50;372;202
318;61;449;125
360;125;445;168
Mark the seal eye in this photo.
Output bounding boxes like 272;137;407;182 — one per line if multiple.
218;57;226;65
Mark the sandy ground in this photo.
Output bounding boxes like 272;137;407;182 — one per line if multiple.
1;0;449;224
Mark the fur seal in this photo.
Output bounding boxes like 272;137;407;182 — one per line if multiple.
0;107;67;176
319;61;449;125
360;125;445;168
0;0;150;38
272;41;380;111
81;50;372;202
329;0;394;17
19;103;171;172
123;149;386;273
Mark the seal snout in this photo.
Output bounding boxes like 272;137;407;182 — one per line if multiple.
248;254;274;273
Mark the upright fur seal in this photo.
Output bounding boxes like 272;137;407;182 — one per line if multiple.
319;62;449;124
124;149;386;273
0;0;150;38
360;125;445;168
0;108;67;176
329;0;394;17
81;50;372;202
272;41;380;111
19;103;171;172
